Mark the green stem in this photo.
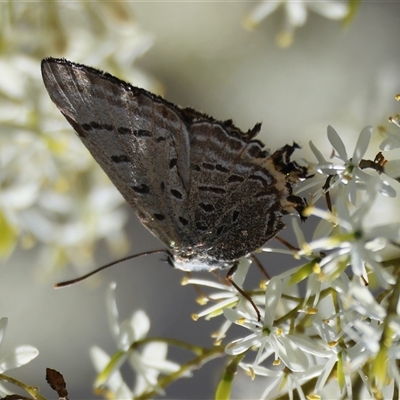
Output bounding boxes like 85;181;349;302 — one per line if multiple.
372;275;400;391
0;373;47;400
214;354;245;400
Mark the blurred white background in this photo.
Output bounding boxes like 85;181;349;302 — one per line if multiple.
1;2;400;399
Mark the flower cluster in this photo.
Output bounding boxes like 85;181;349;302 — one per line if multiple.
90;283;181;398
0;3;158;271
4;100;400;399
178;123;400;399
3;4;400;399
75;121;400;399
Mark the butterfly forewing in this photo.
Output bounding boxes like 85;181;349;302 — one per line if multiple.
41;58;191;248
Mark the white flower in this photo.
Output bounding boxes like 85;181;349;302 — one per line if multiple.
184;258;264;343
344;319;382;371
243;0;349;47
90;346;133;399
224;277;309;372
0;317;39;396
309;126;395;205
240;363;324;400
0;3;158;268
380;123;400;150
90;283;180;397
302;182;397;288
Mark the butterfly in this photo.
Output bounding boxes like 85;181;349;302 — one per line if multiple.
41;58;307;276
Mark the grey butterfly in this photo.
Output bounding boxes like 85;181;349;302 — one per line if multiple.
41;58;307;274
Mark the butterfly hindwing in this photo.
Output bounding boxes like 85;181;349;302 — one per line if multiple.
177;118;285;261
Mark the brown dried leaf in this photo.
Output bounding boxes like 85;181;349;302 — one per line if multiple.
46;368;68;399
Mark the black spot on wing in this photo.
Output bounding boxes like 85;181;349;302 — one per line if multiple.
154;213;165;221
171;189;183;199
191;164;201;172
179;216;189;226
202;163;214;170
118;127;130;135
90;121;102;130
111;155;130;163
81;122;114;132
132;184;150;194
170;158;177;169
228;175;244;183
134;129;152;137
81;123;92;131
216;164;229;173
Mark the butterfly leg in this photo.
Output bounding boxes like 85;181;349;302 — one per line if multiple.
226;263;261;321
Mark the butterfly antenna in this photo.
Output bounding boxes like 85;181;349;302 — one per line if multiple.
55;249;170;288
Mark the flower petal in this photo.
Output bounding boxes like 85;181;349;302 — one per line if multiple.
243;1;280;29
233;258;252;287
118;320;135;351
273;335;309;372
90;346;132;397
347;281;386;321
308;1;349;19
290;334;331;358
93;348;128;388
264;277;283;328
285;2;307;27
315;356;337;393
384;159;400;179
327;125;348;161
352;126;372;165
240;363;282;377
141;342;167;365
131;310;150;341
225;333;261;355
380;135;400;151
309;140;328;164
106;282;120;342
0;318;8;350
0;345;38;373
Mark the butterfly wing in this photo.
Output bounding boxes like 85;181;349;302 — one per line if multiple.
170;115;289;265
42;58;306;271
41;58;192;248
